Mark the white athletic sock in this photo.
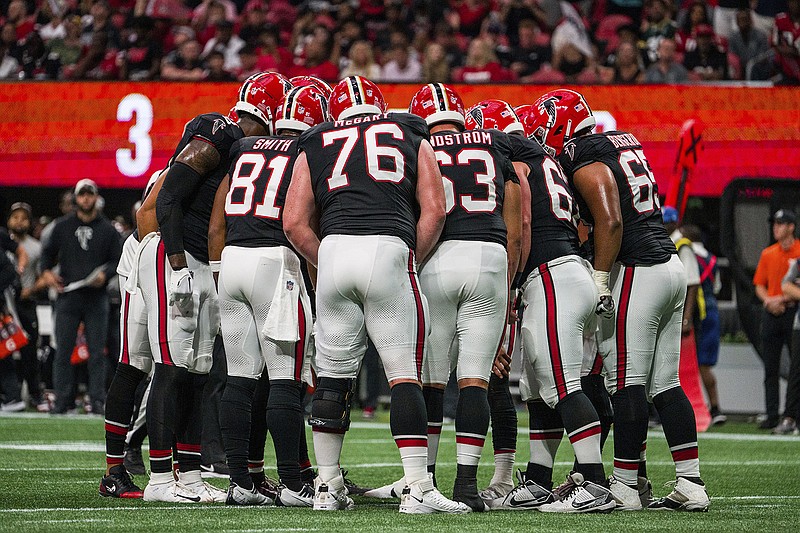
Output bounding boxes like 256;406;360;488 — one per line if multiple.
312;430;344;483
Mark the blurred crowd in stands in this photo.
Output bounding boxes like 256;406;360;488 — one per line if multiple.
0;0;798;85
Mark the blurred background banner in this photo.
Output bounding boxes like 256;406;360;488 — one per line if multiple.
1;82;798;193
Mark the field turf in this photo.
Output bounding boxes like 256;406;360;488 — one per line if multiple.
1;412;798;532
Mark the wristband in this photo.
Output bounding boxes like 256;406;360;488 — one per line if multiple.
592;269;610;296
209;260;221;273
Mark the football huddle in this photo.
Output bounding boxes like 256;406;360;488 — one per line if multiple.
98;71;710;515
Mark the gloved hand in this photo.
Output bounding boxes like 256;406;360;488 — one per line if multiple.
592;270;615;319
168;267;193;307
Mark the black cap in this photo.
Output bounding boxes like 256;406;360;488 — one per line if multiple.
771;209;797;224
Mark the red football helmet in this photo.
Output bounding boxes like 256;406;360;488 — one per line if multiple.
329;76;387;121
464;99;524;135
408;83;466;127
289;75;333;100
529;89;596;156
234;71;293;133
513;104;537;139
274;86;330;132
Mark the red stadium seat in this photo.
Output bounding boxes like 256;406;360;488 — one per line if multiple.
595;14;634;54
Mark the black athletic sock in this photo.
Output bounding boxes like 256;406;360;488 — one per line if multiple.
299;418;314;483
220;375;258;488
526;400;563;490
611;385;649;486
455;386;489;481
390;382;428;483
653;386;700;480
104;363;147;469
177;372;207;474
581;374;613;451
422;385;444;473
556;392;604;484
147;363;190;475
248;372;269;473
488;374;518;454
267;380;304;491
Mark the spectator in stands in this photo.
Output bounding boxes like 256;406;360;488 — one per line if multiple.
715;0;750;40
645;37;689;82
18;31;48;79
380;41;422;82
602;40;644;83
340;40;381;80
752;0;784;36
288;30;339;82
161;38;204;80
201;19;244;71
7;202;44;410
37;0;67;43
453;37;514;82
0;23;20;78
452;0;494;38
193;0;230;46
553;41;595;82
238;1;267;46
81;0;120;50
606;0;644;23
234;44;259;80
508;18;552;79
682;224;727;426
333;18;366;64
119;16;161;81
204;49;235;80
47;16;85;79
640;0;678;66
433;22;465;69
729;8;770;80
778;257;800;435
39;179;122;415
677;0;713;53
772;0;800;85
422;42;451;82
254;25;291;73
684;24;728;80
753;209;800;430
4;0;34;41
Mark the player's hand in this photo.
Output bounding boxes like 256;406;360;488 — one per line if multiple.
492;346;512;379
89;271;107;288
596;294;615;319
168;268;193;307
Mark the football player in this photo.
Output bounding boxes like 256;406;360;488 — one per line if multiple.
402;85;521;511
470;100;614;513
207;85;329;506
530;89;709;512
99;170;162;499
133;72;287;503
284;76;469;514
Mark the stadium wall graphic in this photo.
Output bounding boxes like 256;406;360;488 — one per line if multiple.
0;82;797;194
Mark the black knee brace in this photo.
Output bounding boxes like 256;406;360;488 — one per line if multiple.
309;377;355;432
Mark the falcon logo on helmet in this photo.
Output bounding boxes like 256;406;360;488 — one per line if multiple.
329;76;387;121
274;85;329;133
529;89;596;157
408;83;465;127
464;99;524;135
537;96;559;129
234;71;292;134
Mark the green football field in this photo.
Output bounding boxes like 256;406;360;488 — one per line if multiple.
1;412;798;532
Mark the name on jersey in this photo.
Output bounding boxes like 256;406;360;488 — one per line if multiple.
334;114;388;127
607;133;641;149
252;138;294;152
430;131;493;148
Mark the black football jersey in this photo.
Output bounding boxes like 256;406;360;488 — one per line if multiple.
298;112;429;249
429;128;518;247
166;112;244;263
559;131;675;266
509;134;581;274
224;135;298;249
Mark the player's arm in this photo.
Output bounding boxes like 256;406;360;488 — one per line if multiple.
156;139;220;270
284;152;322;267
136;168;168;237
572;161;622;317
208;174;229;281
415;139;446;263
503;181;522;288
513;161;532;278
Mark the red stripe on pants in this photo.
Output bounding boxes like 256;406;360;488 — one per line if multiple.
156;241;174;366
616;267;635;391
539;264;567;400
120;291;131;365
407;250;425;381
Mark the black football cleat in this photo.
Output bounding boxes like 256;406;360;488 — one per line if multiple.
99;465;143;499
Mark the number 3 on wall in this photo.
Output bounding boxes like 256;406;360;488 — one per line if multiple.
116;94;153;177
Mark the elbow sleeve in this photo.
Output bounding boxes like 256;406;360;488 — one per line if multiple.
157;162;202;257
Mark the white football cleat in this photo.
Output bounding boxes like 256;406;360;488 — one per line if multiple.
226;482;273;506
638;476;654;508
608;475;642;511
184;480;227;503
399;474;470;515
479;480;515;509
143;480;202;503
277;483;314;507
313;475;354;511
539;473;615;514
648;477;710;512
363;477;406;499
